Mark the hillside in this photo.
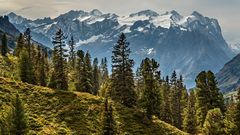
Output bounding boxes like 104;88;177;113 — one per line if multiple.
0;56;187;135
0;77;187;135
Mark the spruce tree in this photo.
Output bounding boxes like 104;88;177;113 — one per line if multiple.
111;33;136;107
49;29;68;90
183;90;197;134
235;89;240;134
140;58;161;118
160;81;172;124
206;71;226;113
15;33;24;57
68;36;76;69
1;33;8;56
195;70;225;131
100;57;109;84
83;51;93;93
75;50;85;92
18;48;36;84
169;71;182;129
24;28;31;58
93;58;100;95
39;48;46;86
10;94;28;135
103;98;114;135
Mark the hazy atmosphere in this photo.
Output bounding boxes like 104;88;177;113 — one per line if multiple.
0;0;239;44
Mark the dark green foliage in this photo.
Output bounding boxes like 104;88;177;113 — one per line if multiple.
203;108;225;135
39;48;47;86
75;50;85;91
10;94;28;135
93;58;100;95
111;33;137;107
24;28;31;59
1;33;8;56
49;29;68;90
83;51;93;92
75;50;93;93
139;58;161;118
235;89;240;134
183;90;197;134
160;82;172;124
18;48;36;84
15;33;24;57
169;71;184;129
100;57;109;84
103;98;114;135
195;71;225;130
68;36;76;69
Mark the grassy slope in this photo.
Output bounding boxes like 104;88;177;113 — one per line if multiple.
0;55;187;135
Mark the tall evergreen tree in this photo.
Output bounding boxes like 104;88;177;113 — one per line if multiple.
68;35;76;69
169;71;182;129
111;33;137;107
140;58;161;118
83;51;93;93
206;71;225;113
100;57;109;84
15;33;24;57
235;89;240;134
18;48;36;84
49;29;68;90
1;33;8;56
10;94;28;135
160;81;172;124
93;58;100;95
75;50;85;91
183;90;197;134
39;48;46;86
195;71;225;131
24;28;31;58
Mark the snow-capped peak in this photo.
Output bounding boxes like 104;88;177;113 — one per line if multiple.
90;9;103;16
129;10;159;17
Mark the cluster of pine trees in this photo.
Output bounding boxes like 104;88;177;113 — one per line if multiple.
1;29;240;134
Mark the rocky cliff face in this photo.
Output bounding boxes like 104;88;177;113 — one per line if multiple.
7;9;234;87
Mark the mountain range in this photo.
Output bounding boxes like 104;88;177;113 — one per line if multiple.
5;9;236;88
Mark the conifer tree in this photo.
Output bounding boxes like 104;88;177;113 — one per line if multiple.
83;51;93;93
140;58;161;118
49;29;68;90
235;89;240;134
75;50;85;91
15;33;24;57
1;33;8;56
169;71;182;129
195;71;225;131
206;71;226;113
10;94;28;135
24;28;31;58
39;48;46;86
18;48;36;84
93;58;100;95
68;36;76;69
111;33;136;107
160;81;172;124
203;108;225;135
183;90;197;134
103;98;114;135
100;57;109;84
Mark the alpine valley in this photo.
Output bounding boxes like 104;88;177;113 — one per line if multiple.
6;9;236;88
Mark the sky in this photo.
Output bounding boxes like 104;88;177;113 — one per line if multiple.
0;0;239;44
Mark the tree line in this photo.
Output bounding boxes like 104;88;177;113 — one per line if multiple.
1;29;240;134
